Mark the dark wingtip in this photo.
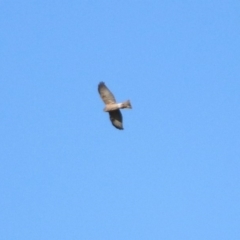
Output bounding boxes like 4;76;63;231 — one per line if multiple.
98;81;105;86
113;125;124;130
98;82;105;93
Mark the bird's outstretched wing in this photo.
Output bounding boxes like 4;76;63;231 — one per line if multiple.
109;110;123;130
98;82;116;104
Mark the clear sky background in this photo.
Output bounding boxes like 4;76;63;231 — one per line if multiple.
1;1;240;239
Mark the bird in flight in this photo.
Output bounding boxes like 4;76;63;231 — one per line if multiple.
98;82;132;130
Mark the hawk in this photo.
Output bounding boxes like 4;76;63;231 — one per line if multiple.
98;82;132;130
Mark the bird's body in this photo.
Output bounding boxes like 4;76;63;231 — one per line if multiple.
98;82;132;130
103;100;131;112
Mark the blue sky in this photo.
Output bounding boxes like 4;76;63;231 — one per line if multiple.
1;1;240;239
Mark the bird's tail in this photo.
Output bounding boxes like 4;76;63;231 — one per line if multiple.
122;100;132;109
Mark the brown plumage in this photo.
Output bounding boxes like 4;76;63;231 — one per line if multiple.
98;82;132;130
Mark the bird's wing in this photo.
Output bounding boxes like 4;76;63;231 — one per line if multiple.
98;82;116;104
109;110;123;130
